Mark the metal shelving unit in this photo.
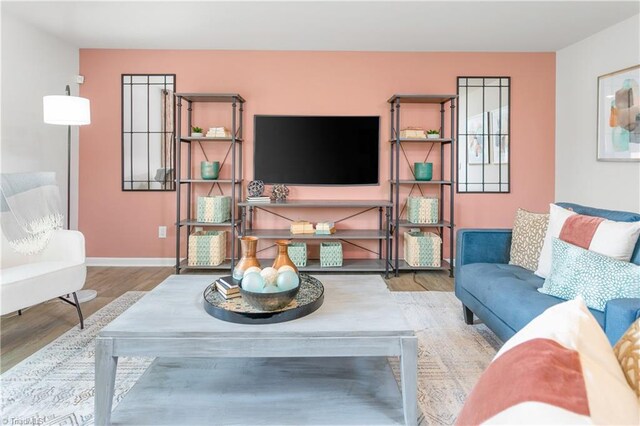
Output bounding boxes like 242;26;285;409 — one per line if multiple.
238;200;393;277
175;93;245;274
388;94;456;277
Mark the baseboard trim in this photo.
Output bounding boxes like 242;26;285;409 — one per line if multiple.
86;257;176;267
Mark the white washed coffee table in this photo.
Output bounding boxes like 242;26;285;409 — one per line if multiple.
95;274;417;425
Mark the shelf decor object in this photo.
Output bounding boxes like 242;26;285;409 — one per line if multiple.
203;274;324;324
287;242;308;268
197;195;231;223
200;161;220;180
247;180;265;197
414;162;433;181
407;196;439;224
175;93;245;274
187;230;226;266
389;94;456;276
271;184;290;202
320;242;343;267
404;231;441;268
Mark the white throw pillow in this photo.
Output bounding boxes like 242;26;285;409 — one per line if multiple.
535;204;640;278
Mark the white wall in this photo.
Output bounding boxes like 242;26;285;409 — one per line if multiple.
556;15;640;213
1;11;80;228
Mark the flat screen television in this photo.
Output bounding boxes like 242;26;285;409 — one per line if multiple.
254;115;380;185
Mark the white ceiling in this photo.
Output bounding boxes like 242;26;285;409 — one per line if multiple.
3;1;639;52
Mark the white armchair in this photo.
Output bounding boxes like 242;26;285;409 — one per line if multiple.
1;229;87;328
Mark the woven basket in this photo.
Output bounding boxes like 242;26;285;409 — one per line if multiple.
188;231;226;266
407;196;439;224
320;242;343;267
197;196;231;223
287;242;308;267
404;231;441;267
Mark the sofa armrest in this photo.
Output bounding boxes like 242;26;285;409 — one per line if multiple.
40;230;85;264
456;229;512;268
604;298;640;345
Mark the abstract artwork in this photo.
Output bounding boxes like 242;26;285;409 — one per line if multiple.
597;65;640;161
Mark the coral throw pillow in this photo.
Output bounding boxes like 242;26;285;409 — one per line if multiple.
456;299;639;425
509;208;549;271
535;204;640;278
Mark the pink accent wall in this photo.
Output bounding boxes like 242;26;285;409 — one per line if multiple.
79;50;555;259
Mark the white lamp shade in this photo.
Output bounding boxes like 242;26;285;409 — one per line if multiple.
43;95;91;125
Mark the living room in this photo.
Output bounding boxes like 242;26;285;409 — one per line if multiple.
1;1;639;425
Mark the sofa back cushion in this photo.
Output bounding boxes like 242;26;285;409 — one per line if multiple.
557;202;640;265
508;208;549;271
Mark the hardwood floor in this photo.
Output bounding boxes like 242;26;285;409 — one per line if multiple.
0;267;453;373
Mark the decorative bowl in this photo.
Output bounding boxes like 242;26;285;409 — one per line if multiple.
239;281;300;311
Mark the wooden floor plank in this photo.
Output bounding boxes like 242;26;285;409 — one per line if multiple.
0;267;452;373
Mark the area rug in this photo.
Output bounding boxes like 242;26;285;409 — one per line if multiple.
1;291;501;426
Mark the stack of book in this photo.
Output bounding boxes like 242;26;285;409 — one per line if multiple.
399;127;426;139
291;220;314;234
206;127;231;138
246;196;271;204
215;275;240;299
315;222;336;235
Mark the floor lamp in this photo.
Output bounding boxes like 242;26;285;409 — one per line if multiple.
43;85;96;303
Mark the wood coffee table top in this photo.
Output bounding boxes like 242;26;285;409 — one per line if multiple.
100;274;413;339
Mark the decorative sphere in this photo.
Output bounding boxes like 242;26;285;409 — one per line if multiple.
276;271;300;291
277;265;295;274
243;266;262;277
262;285;280;293
242;272;265;293
248;180;265;197
260;267;279;285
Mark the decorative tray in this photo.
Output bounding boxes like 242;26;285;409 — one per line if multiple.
203;273;324;324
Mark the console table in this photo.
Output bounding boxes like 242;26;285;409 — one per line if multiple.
238;199;393;277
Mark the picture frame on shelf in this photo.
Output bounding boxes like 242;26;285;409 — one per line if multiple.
597;65;640;162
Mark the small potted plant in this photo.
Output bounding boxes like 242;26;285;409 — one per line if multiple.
426;129;440;139
191;126;203;138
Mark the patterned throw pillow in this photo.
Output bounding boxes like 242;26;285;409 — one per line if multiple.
539;238;640;311
614;319;640;397
509;208;549;271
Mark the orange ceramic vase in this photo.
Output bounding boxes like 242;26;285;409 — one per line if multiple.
233;236;261;280
272;240;299;273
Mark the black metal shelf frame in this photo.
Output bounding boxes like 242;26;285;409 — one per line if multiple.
388;94;457;277
175;93;245;274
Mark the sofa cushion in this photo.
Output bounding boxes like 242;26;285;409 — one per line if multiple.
458;263;605;331
0;261;81;285
613;319;640;397
508;208;549;271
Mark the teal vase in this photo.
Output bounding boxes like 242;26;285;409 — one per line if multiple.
201;161;220;180
414;162;433;181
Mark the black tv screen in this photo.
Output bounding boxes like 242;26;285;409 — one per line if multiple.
254;115;380;185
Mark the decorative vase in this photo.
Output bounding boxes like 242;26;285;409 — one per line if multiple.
201;161;220;180
414;162;433;181
233;236;261;281
272;240;299;273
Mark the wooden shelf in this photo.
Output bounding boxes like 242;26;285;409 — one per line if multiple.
389;138;452;144
177;219;240;227
175;93;245;103
387;94;457;104
390;180;452;185
241;229;390;240
179;179;242;184
181;137;243;142
397;220;452;228
239;200;392;208
396;259;451;271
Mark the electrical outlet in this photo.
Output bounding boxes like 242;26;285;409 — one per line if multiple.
158;226;167;239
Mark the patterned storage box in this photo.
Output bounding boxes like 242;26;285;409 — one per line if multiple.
287;242;308;267
407;196;439;224
404;231;441;267
197;196;231;223
188;231;226;266
320;242;343;267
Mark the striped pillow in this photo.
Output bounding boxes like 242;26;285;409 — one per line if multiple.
456;298;639;425
535;204;640;278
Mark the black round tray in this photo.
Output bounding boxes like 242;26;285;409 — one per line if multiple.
203;273;324;324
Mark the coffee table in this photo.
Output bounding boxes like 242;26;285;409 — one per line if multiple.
95;274;417;425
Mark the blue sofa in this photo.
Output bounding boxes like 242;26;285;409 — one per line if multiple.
455;203;640;345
